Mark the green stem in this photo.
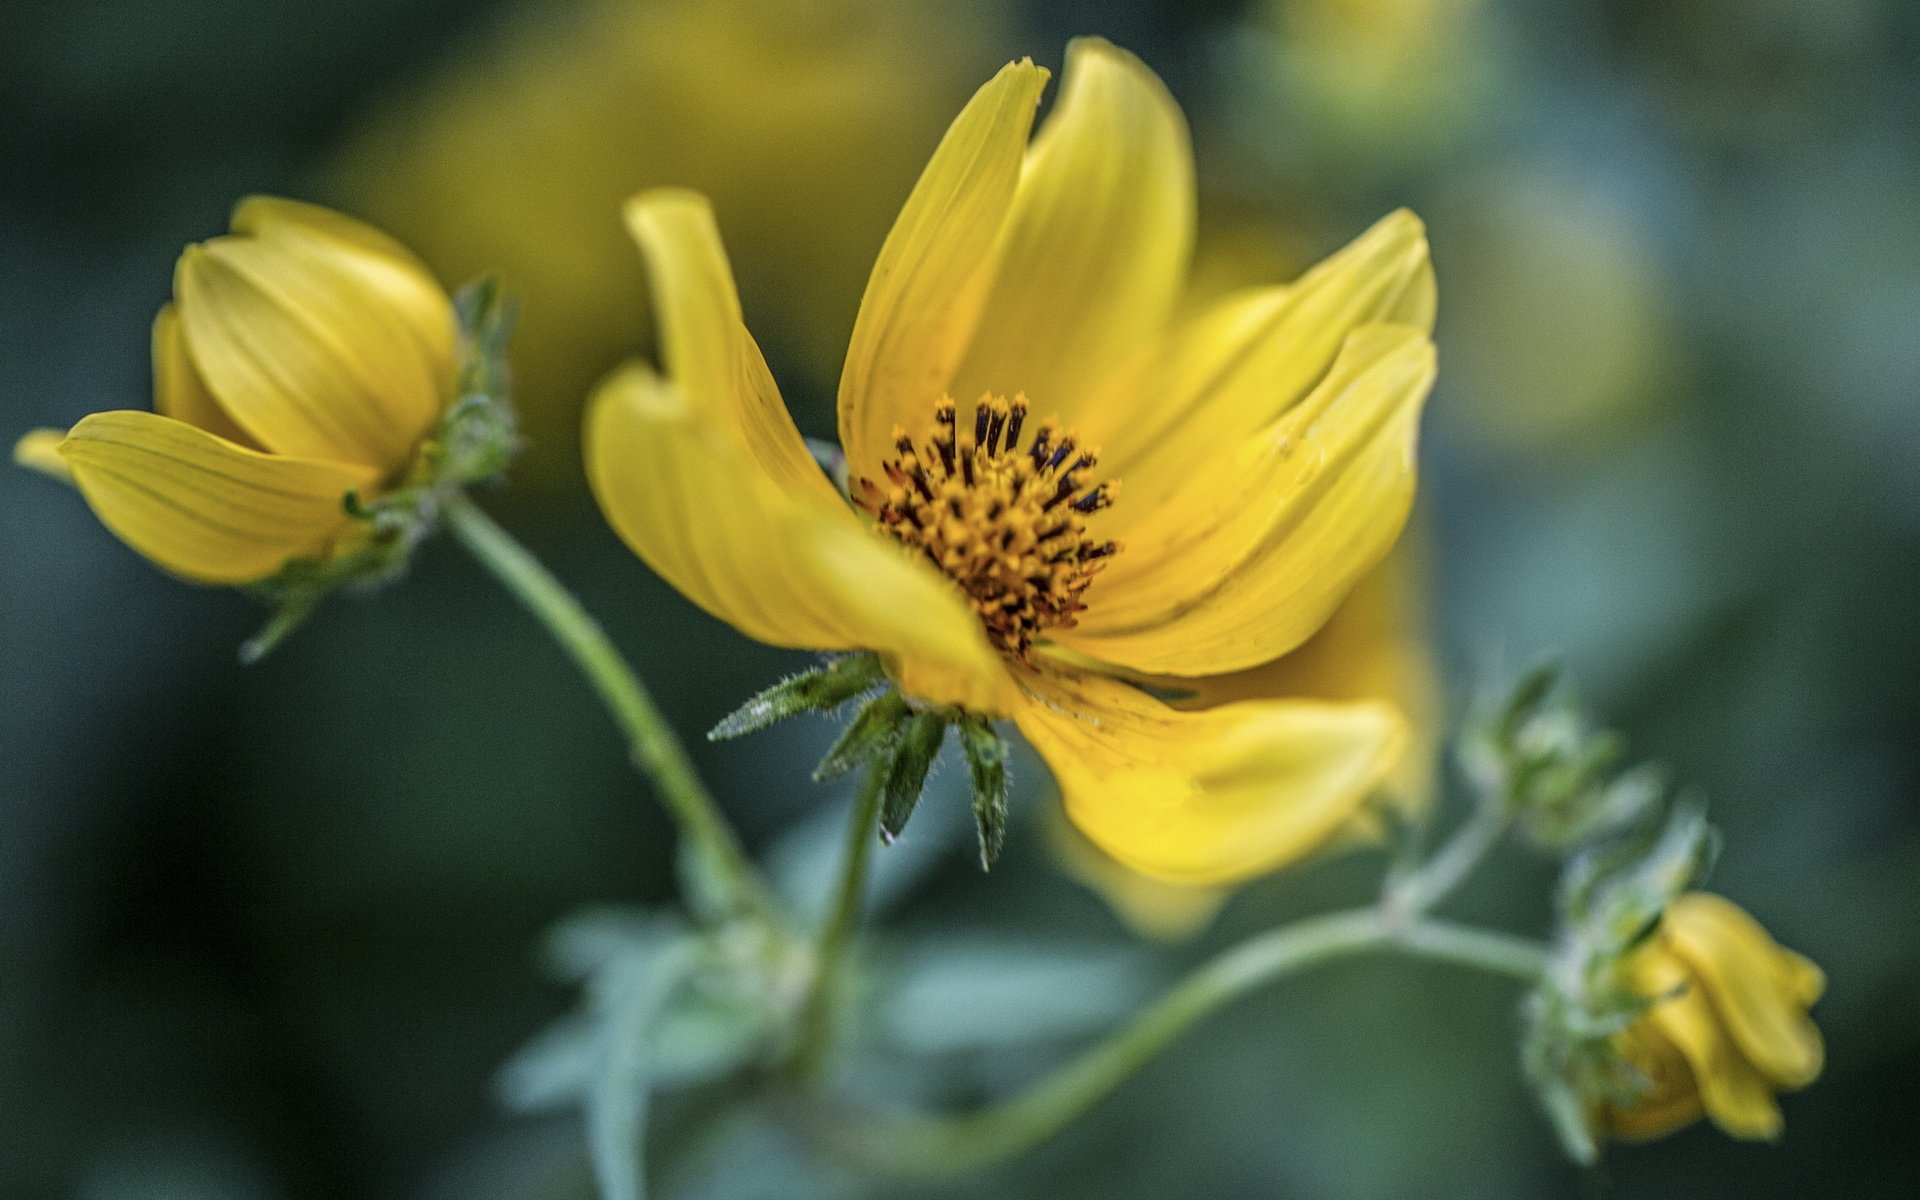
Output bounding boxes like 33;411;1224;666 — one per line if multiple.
442;492;774;922
1397;917;1551;982
810;909;1548;1177
1388;804;1510;916
790;763;889;1079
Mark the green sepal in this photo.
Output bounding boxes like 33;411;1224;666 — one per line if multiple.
455;275;519;401
238;587;323;665
814;691;911;782
880;712;947;843
957;718;1009;869
708;654;886;740
240;487;430;663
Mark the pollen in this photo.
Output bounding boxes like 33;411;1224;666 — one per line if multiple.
857;393;1121;660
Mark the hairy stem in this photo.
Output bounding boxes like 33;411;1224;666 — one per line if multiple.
443;492;774;922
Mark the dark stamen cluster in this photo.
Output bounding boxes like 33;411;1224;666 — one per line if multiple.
856;393;1120;659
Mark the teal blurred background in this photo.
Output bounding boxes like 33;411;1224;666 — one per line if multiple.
3;0;1917;1196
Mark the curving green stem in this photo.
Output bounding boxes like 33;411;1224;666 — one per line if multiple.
789;762;890;1079
810;908;1550;1177
1386;803;1512;917
443;492;775;923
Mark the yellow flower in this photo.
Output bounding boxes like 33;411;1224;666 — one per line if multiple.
586;41;1438;884
1602;893;1825;1142
14;198;457;585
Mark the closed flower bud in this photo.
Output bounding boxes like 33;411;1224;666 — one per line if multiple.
1599;893;1824;1142
16;197;462;586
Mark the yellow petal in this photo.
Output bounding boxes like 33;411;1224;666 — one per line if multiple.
1046;808;1230;939
1663;894;1825;1088
175;216;451;472
1633;947;1787;1140
1061;324;1435;675
50;410;376;585
622;189;841;508
1083;208;1435;485
948;39;1194;419
1783;947;1827;1008
152;304;257;447
1011;665;1403;884
1118;548;1438;810
15;429;74;483
231;195;457;388
837;58;1049;479
1603;1020;1706;1141
586;363;1013;714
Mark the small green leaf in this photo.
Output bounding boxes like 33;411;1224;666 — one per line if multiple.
957;718;1009;869
814;690;910;781
881;712;947;842
709;654;885;740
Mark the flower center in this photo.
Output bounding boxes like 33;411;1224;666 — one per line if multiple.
857;393;1120;660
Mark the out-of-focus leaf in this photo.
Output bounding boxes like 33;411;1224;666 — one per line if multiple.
764;783;972;924
496;1012;601;1114
587;942;698;1200
878;937;1152;1054
542;908;684;981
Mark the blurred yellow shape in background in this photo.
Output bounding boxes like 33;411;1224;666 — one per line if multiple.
331;0;1010;498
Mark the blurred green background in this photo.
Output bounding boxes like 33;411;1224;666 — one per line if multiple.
3;0;1917;1196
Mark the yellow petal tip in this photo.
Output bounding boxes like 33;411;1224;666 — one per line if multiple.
13;428;74;483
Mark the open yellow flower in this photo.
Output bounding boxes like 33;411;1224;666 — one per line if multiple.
14;198;457;585
587;40;1437;884
1602;893;1825;1142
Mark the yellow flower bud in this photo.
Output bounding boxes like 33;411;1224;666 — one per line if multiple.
15;196;457;585
1600;893;1825;1142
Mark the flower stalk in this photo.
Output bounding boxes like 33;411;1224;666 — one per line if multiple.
789;762;891;1079
442;491;775;924
806;907;1549;1177
1384;803;1511;919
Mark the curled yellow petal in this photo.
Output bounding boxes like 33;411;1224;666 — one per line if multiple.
1086;208;1435;485
949;38;1194;419
837;58;1048;479
1012;665;1403;884
152;304;256;446
1602;1021;1706;1142
14;429;73;483
586;364;1013;714
175;208;451;473
1118;548;1440;816
1663;894;1825;1088
1632;947;1787;1140
1062;323;1436;675
50;410;377;585
622;188;841;508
